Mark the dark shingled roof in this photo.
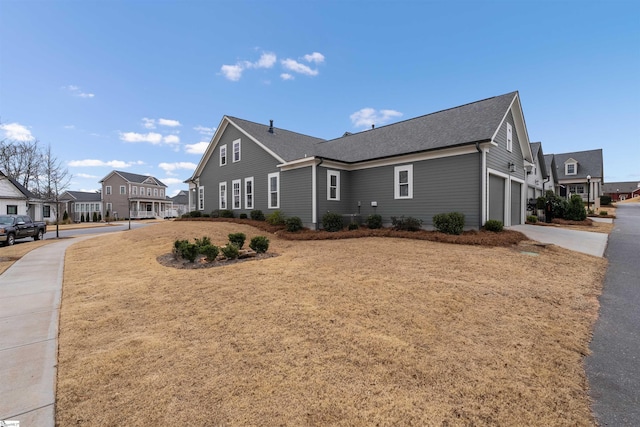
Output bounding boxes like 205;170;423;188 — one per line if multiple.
105;171;167;187
530;142;548;178
170;190;188;205
227;117;326;162
544;154;558;182
602;181;640;194
61;191;102;202
552;149;604;180
314;92;518;163
5;175;35;199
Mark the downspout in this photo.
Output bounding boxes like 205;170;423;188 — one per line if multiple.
312;157;323;229
476;142;486;228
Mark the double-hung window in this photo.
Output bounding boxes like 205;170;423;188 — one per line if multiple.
106;186;112;195
506;123;513;152
120;185;126;195
219;182;227;209
7;205;17;215
232;179;241;209
245;177;254;209
233;139;241;162
327;170;340;200
198;186;205;210
566;163;576;175
220;144;227;166
132;186;137;196
394;165;413;199
268;172;279;209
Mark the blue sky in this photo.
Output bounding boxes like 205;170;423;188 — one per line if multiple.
1;0;638;196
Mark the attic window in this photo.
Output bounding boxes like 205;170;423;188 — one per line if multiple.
566;163;576;175
506;123;513;152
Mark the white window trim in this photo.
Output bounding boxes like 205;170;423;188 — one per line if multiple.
232;179;241;210
232;139;241;163
106;186;112;195
565;163;577;175
132;186;137;195
219;182;227;210
506;123;513;153
245;177;254;210
198;186;205;210
268;172;280;209
394;164;413;199
327;170;340;201
120;185;126;195
220;144;227;166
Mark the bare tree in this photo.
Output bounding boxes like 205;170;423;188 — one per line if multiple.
42;145;72;238
0;139;43;192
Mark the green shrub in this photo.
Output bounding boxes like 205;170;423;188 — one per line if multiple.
266;210;286;225
366;214;383;229
188;210;202;218
250;210;265;221
391;216;423;231
484;219;504;232
599;210;608;216
92;212;98;222
526;215;538;223
194;236;212;247
202;213;210;217
228;232;246;249
432;212;465;235
199;244;219;262
536;197;546;210
565;195;587;221
98;213;102;221
219;209;235;218
178;242;199;262
239;213;248;219
285;216;304;232
63;211;69;221
348;223;359;231
322;211;343;232
210;209;220;218
80;213;85;223
221;244;240;259
173;239;189;254
249;236;270;253
600;195;612;206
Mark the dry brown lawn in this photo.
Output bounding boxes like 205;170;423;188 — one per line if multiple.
57;221;606;426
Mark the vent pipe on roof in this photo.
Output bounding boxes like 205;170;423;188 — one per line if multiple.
269;120;274;133
371;124;375;129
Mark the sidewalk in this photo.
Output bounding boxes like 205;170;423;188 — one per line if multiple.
509;224;609;257
0;237;96;426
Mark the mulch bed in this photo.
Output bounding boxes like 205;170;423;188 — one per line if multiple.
176;217;527;247
157;251;278;269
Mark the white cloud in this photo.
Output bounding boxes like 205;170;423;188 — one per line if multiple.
76;173;99;179
63;125;76;130
194;125;215;136
64;85;94;98
304;52;325;64
281;58;319;76
185;141;209;154
161;177;186;186
221;52;277;81
68;159;143;169
163;135;180;144
158;118;181;127
120;132;164;144
280;73;294;81
350;108;403;129
0;122;35;141
142;118;156;129
159;162;197;175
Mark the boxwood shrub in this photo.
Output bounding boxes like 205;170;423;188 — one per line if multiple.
285;216;304;232
322;211;343;232
433;212;465;235
249;236;270;253
391;216;423;231
228;232;246;249
250;210;265;221
221;244;240;259
484;219;504;232
366;214;383;229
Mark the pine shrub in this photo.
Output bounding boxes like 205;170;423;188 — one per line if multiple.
526;215;538;223
239;213;248;219
250;210;265;221
285;216;303;232
200;244;219;262
228;232;246;249
219;209;235;218
221;244;240;259
322;211;343;232
391;216;423;231
348;223;359;231
266;210;286;225
484;219;504;232
63;211;69;221
565;195;587;221
366;214;383;229
249;236;270;253
433;212;465;235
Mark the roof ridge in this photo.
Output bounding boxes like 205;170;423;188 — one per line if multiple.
226;116;326;141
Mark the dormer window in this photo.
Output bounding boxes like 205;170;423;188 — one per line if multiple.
565;162;577;175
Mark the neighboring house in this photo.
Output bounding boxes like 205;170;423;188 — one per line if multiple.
100;171;169;219
551;149;604;210
187;91;535;229
0;170;55;222
602;181;640;201
526;142;548;201
168;190;189;218
543;154;559;194
59;191;103;222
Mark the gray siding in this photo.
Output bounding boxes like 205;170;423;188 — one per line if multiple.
281;167;313;225
198;126;281;215
488;174;505;223
317;167;353;218
346;153;481;228
487;111;526;180
510;182;522;225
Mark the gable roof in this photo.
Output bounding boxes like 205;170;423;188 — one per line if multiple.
552;149;604;180
529;142;548;178
544;154;558;183
170;190;188;204
100;170;167;187
602;181;640;194
60;190;102;202
315;91;521;163
1;170;34;199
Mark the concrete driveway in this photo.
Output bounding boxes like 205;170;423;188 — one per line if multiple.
509;223;609;257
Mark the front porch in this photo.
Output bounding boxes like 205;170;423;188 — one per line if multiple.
129;200;171;219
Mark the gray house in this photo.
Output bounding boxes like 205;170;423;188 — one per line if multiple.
59;190;103;222
526;142;549;200
188;91;534;229
543;154;559;194
550;149;604;209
